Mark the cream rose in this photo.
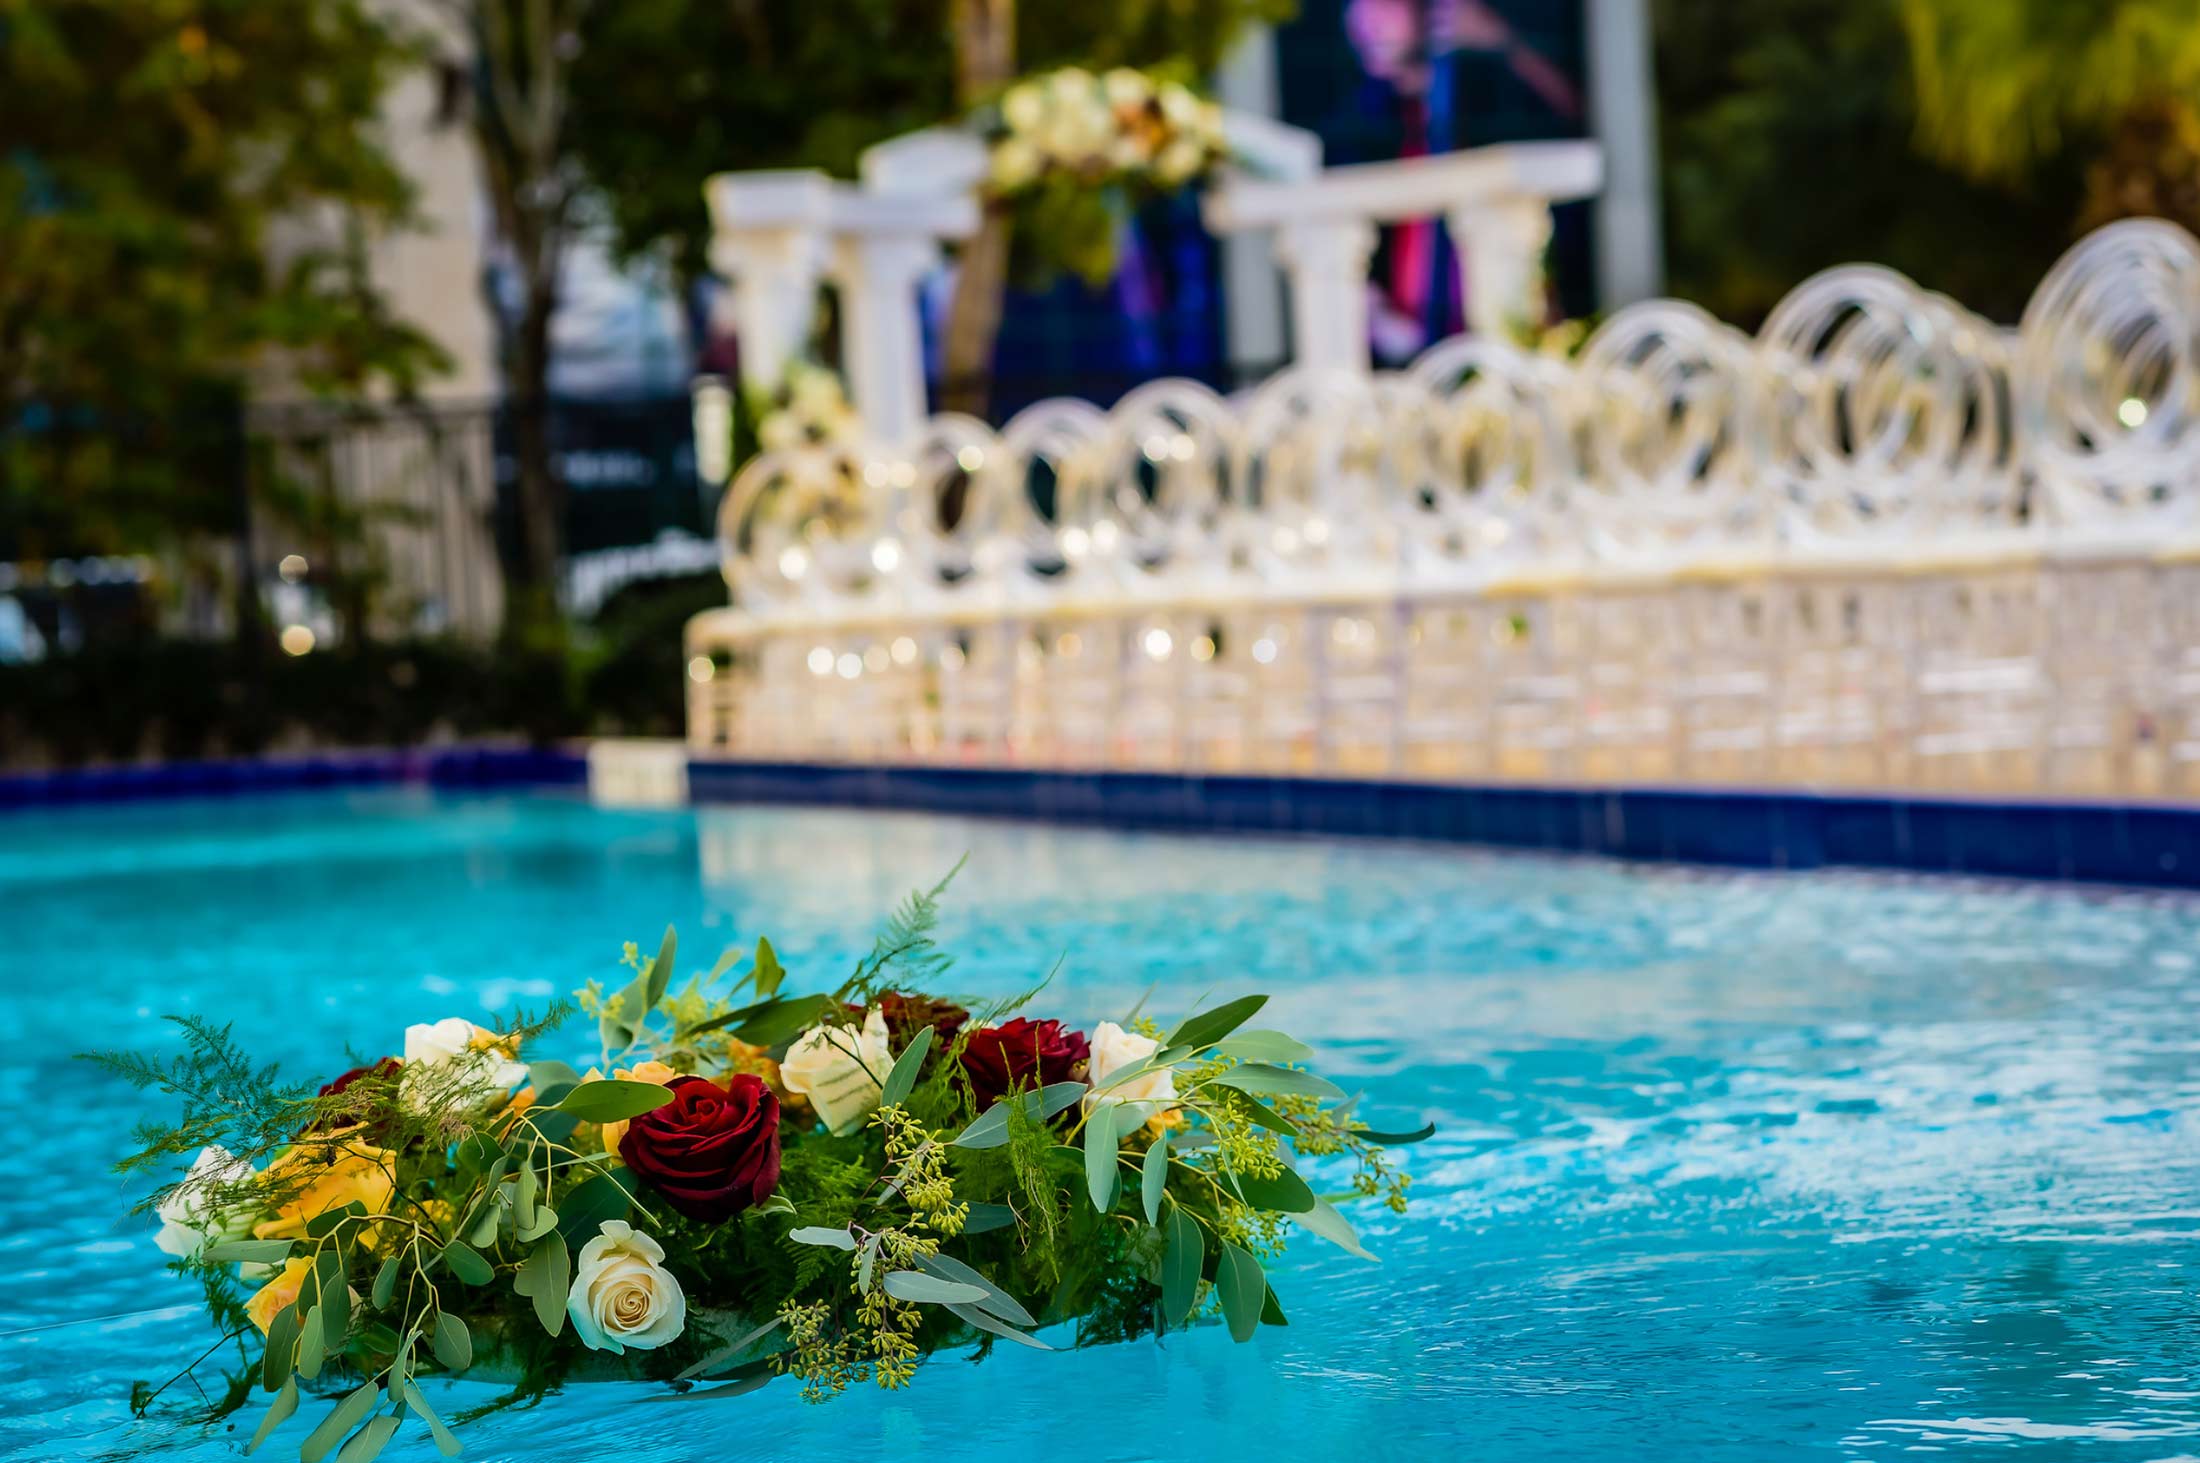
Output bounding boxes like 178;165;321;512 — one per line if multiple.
1083;1021;1178;1118
155;1145;254;1259
991;136;1042;191
567;1221;686;1354
779;1008;891;1136
401;1017;527;1110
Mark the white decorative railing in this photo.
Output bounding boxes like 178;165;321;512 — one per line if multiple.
687;219;2200;798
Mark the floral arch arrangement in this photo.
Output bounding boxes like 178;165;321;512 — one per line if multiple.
94;873;1429;1459
982;66;1231;284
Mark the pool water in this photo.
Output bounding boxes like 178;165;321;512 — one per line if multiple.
8;789;2200;1461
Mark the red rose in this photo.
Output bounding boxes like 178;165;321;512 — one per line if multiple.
958;1018;1090;1113
873;992;969;1047
311;1058;403;1137
320;1057;402;1099
618;1075;782;1223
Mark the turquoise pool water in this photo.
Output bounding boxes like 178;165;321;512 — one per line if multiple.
8;789;2200;1461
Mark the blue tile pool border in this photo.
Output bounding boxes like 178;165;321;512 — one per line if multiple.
0;745;588;810
688;758;2200;890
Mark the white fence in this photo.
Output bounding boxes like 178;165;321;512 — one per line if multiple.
687;219;2200;798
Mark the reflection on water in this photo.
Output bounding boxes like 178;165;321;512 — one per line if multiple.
8;791;2200;1460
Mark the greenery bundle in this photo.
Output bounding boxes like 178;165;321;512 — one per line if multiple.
93;873;1430;1459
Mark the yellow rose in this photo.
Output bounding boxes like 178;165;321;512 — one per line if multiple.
250;1143;396;1242
588;1060;680;1156
245;1257;312;1334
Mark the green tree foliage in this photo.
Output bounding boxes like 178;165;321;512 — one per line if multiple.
0;0;443;561
1900;0;2200;236
1656;0;2086;326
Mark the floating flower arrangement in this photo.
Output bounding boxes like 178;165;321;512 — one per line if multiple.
93;873;1430;1459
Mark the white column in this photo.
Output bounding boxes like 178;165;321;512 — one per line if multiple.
709;228;829;394
833;232;940;447
1274;218;1378;375
1585;0;1664;308
1447;199;1555;340
1214;25;1290;379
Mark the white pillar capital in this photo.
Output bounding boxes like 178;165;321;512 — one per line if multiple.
831;231;945;447
1273;217;1379;376
1446;198;1556;340
710;227;833;393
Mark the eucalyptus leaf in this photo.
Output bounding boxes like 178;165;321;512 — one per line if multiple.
1354;1121;1438;1146
370;1256;398;1312
333;1413;399;1463
516;1202;560;1243
556;1172;634;1247
431;1311;472;1372
297;1305;326;1380
400;1380;463;1458
1165;993;1268;1052
318;1262;351;1349
880;1271;989;1305
1161;1205;1203;1327
659;1370;776;1402
299;1381;379;1463
857;1233;881;1294
878;1024;934;1109
440;1241;493;1286
1260;1285;1288;1327
1217;1243;1265;1343
1222;1087;1300;1137
1205;1062;1346;1103
515;1159;539;1232
526;1058;585;1107
1211;1029;1316;1065
1141;1132;1169;1226
513;1230;570;1337
674;1315;786;1382
951;1082;1088;1149
916;1252;1037;1328
261;1306;297;1393
205;1238;294;1266
961;1202;1016;1234
945;1300;1053;1349
1231;1165;1317;1214
788;1226;856;1251
554;1079;678;1123
244;1376;297;1455
1083;1101;1120;1213
1293;1197;1378;1261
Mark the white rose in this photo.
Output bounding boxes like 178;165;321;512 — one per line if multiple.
155;1145;254;1259
566;1221;686;1354
1002;82;1045;136
991;137;1042;191
1083;1021;1178;1118
1154;139;1206;187
779;1007;892;1136
401;1017;527;1111
1103;67;1152;111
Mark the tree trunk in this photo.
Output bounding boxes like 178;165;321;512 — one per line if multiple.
941;0;1016;418
507;279;562;624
